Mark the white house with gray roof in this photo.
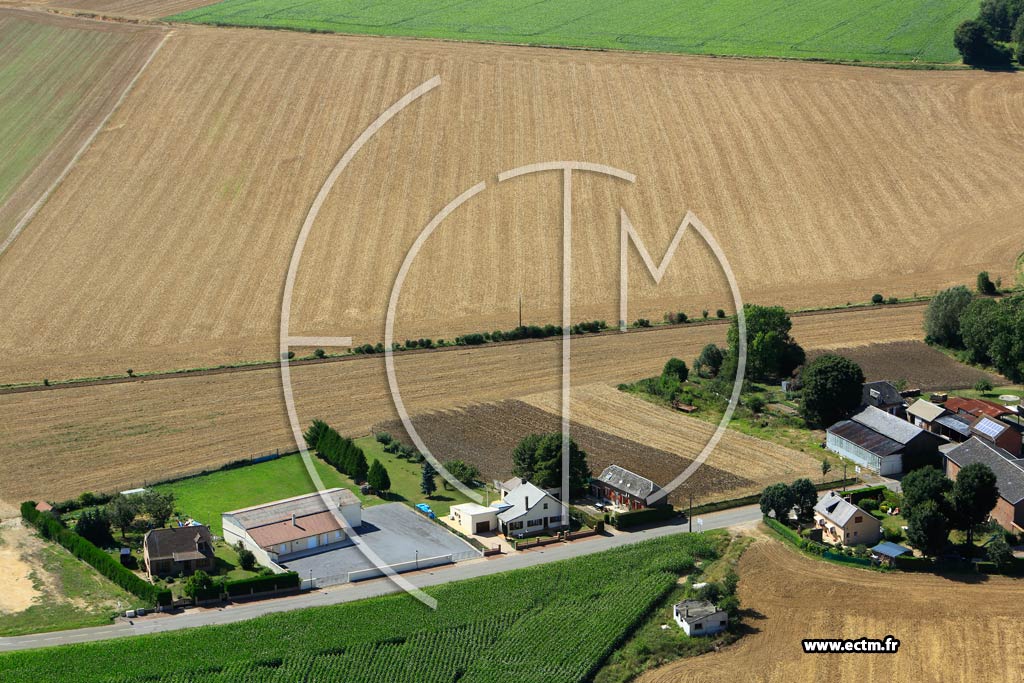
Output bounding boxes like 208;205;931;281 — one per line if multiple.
592;465;659;510
813;491;881;547
495;480;565;538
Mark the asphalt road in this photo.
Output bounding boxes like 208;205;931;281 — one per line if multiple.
0;503;761;653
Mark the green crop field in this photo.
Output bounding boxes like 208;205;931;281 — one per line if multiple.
152;453;375;536
0;532;727;682
167;0;976;64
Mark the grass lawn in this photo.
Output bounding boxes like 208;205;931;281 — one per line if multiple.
356;436;486;517
0;533;134;637
949;385;1023;402
167;0;976;65
153;454;375;536
881;513;907;542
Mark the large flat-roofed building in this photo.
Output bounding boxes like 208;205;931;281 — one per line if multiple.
826;406;941;475
223;488;362;565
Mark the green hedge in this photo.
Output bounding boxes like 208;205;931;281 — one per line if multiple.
21;501;170;607
763;516;802;544
608;505;677;529
225;572;300;597
765;516;875;568
893;555;935;571
843;484;888;506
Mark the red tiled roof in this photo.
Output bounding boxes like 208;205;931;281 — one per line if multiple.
246;511;344;548
35;501;53;512
946;397;1012;419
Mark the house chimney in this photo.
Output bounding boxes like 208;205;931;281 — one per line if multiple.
525;496;529;510
291;513;296;526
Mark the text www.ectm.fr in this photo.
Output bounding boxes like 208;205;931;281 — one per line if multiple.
802;636;900;654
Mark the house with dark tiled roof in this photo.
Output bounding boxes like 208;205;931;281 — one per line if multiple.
592;465;660;510
826;406;942;475
861;381;906;416
945;437;1024;534
143;526;215;579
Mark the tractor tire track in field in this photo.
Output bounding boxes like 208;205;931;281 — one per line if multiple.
0;20;170;256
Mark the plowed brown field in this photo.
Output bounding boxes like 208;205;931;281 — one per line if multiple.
641;539;1024;683
0;23;1022;385
374;385;825;505
0;305;920;503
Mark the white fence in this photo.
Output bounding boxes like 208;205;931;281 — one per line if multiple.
305;548;483;589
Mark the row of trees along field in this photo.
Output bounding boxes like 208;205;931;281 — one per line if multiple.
924;282;1024;382
304;420;392;495
954;0;1024;66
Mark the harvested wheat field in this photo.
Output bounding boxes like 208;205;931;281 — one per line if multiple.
0;305;913;503
0;21;1022;384
376;384;827;505
809;340;1004;391
0;9;163;250
642;539;1024;683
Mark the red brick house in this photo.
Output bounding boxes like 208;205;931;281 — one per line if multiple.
944;438;1024;535
143;525;216;579
592;465;659;510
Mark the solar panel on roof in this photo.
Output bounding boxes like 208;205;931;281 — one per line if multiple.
975;418;1005;438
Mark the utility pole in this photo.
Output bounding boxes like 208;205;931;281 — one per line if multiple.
688;495;693;532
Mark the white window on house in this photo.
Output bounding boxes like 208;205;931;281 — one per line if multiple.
528;518;543;527
509;521;523;530
548;515;561;523
854;516;863;523
693;623;703;631
334;531;343;541
543;502;548;509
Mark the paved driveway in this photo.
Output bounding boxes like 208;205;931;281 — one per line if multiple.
283;503;476;579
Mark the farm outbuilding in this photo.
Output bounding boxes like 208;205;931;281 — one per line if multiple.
826;406;941;475
673;599;728;636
